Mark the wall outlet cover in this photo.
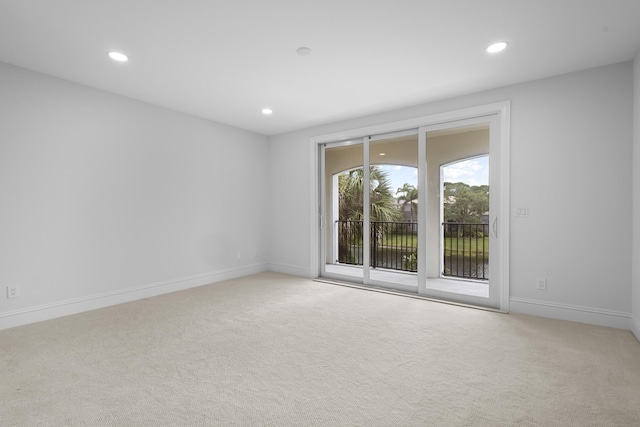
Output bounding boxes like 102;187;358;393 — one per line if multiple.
7;285;20;299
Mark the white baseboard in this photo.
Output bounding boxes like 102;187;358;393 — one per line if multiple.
268;262;313;278
510;297;632;330
0;263;269;331
631;316;640;342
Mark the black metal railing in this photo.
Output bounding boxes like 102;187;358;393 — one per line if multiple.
335;220;489;280
336;220;417;273
371;221;418;272
336;220;364;266
442;222;489;280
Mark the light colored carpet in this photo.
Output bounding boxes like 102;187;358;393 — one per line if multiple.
1;272;639;426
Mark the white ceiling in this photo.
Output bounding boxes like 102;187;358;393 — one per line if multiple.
1;1;639;136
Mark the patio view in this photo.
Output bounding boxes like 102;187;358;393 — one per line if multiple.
335;161;489;281
322;125;491;295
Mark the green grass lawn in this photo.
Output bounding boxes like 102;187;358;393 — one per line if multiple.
443;236;489;257
345;233;489;258
379;234;489;257
382;234;417;248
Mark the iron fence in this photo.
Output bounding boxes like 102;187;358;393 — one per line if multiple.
442;222;489;280
335;220;417;272
335;220;489;280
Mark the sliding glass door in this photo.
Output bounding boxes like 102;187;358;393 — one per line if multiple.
322;141;364;281
318;106;507;309
420;116;500;308
367;131;420;291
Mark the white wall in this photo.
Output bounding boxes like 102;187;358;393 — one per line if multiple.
0;62;269;329
2;60;634;332
268;128;313;277
632;51;640;340
269;62;634;328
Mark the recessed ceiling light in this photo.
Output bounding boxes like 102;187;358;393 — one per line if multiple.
296;47;312;56
261;108;273;115
379;152;386;156
486;41;508;53
108;51;129;62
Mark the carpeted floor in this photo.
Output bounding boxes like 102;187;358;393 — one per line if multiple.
1;272;639;426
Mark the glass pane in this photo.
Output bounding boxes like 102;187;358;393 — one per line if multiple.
441;156;490;281
324;143;364;279
425;123;490;298
369;134;418;288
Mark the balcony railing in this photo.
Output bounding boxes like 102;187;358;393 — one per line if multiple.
442;222;489;281
335;220;489;280
336;220;418;273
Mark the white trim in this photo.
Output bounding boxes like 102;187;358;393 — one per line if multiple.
510;297;632;330
417;126;427;293
631;316;640;342
268;262;313;278
498;103;511;311
0;263;269;331
369;128;418;141
310;102;511;145
362;137;371;284
309;140;320;278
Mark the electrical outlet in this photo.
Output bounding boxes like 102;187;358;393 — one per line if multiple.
515;207;529;217
536;278;546;290
7;285;20;299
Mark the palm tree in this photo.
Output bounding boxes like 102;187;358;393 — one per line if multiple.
337;166;401;265
338;166;401;222
396;183;418;222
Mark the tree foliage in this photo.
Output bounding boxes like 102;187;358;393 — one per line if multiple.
338;167;401;222
396;183;418;222
443;182;489;223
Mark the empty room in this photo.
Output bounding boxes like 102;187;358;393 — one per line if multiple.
2;1;640;425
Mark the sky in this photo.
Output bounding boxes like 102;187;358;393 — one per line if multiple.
442;155;489;186
379;155;489;197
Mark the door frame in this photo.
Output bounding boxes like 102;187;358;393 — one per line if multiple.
309;101;511;311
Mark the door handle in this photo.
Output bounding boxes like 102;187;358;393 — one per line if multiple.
492;216;498;238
